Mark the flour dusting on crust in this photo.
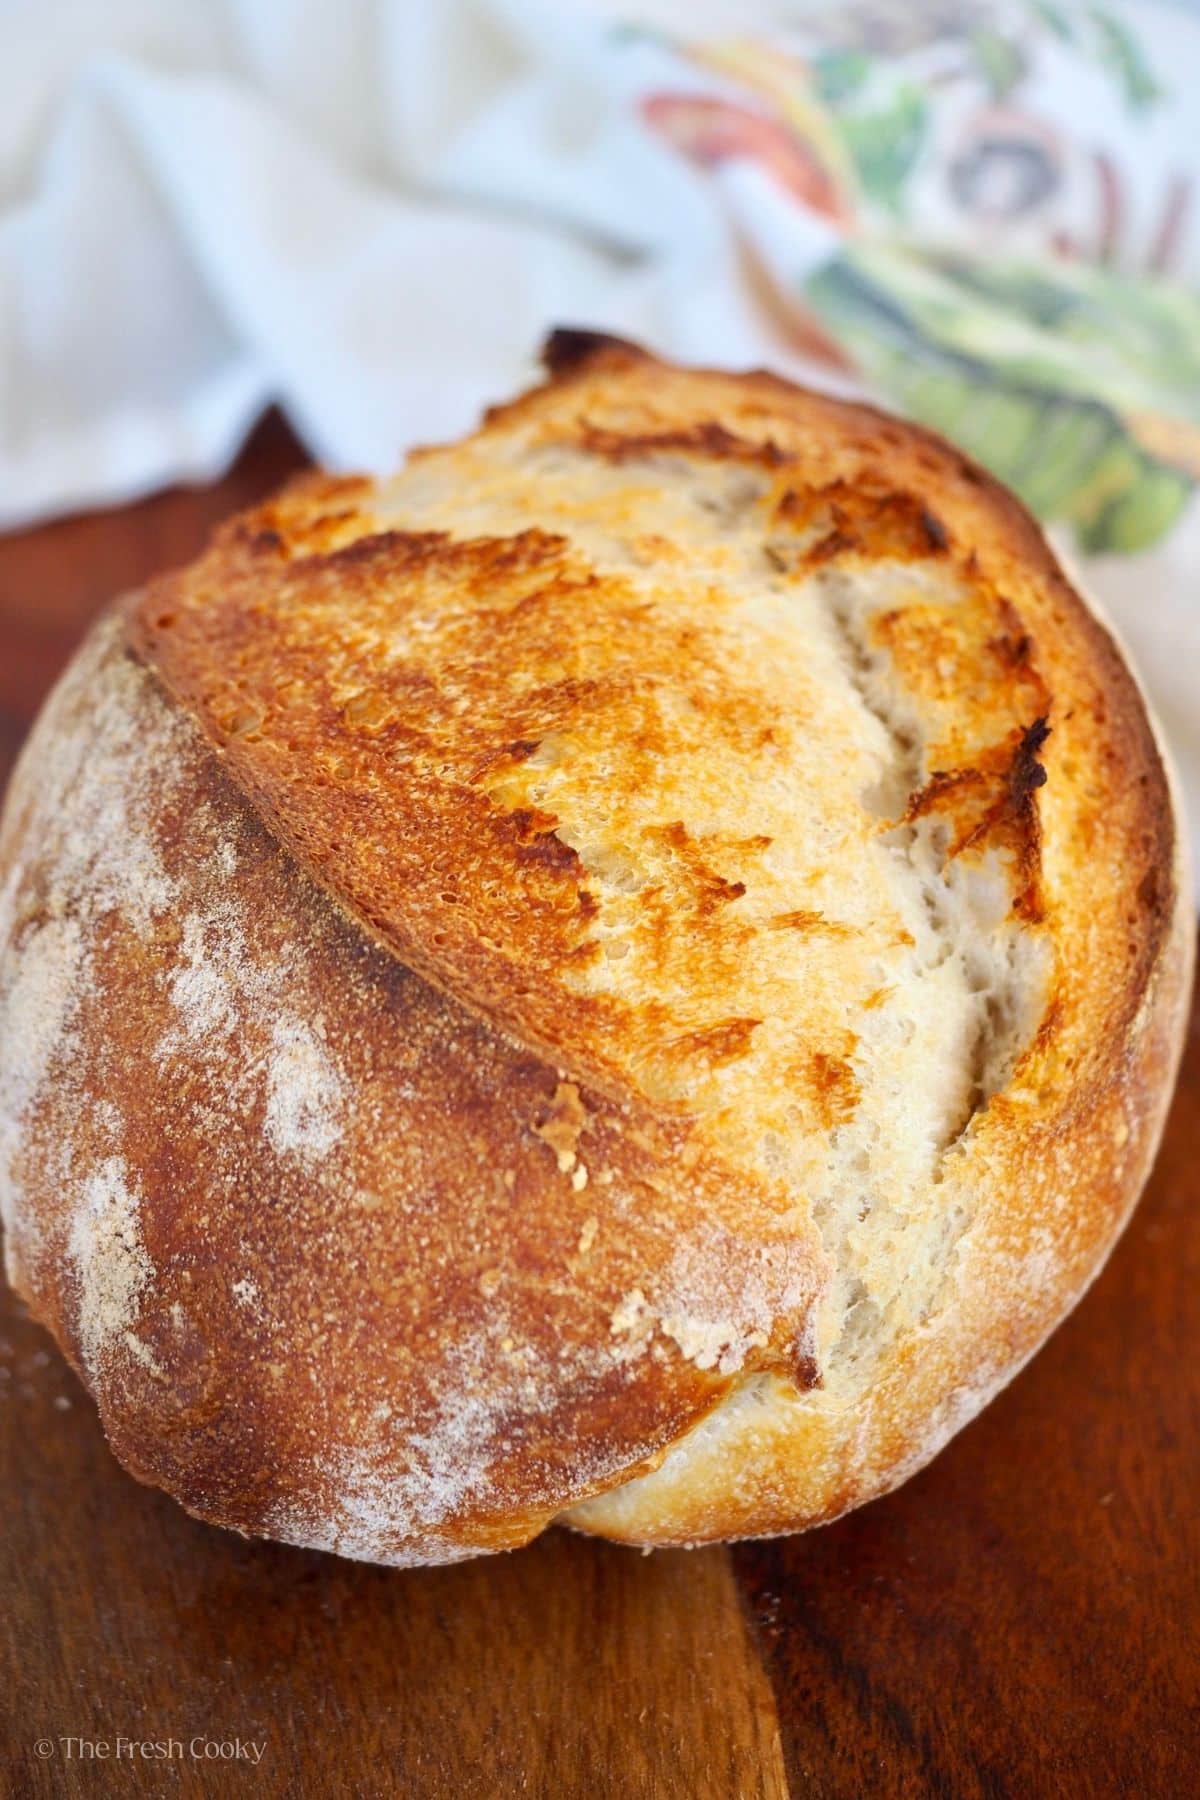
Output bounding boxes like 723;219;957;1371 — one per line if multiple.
67;1156;156;1379
265;1327;648;1566
265;1019;346;1162
610;1228;815;1377
0;914;83;1224
161;902;348;1165
0;619;180;1276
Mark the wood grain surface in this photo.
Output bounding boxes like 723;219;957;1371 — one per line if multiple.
1;415;1196;1800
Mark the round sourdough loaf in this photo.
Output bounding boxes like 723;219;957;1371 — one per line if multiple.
0;334;1191;1564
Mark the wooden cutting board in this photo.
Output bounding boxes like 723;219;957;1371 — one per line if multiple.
2;415;1197;1799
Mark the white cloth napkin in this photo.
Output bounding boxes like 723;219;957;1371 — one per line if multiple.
2;0;1198;886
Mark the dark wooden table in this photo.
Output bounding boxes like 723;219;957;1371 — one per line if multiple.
2;415;1197;1799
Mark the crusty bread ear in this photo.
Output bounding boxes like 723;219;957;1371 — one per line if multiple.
540;325;644;374
1;340;1190;1564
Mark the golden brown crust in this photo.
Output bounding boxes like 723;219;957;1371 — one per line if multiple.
0;620;822;1562
1;337;1190;1563
129;337;1083;1092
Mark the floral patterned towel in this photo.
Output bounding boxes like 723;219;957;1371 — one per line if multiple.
626;0;1200;883
638;2;1200;555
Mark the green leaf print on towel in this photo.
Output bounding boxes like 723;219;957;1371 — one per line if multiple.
805;244;1200;551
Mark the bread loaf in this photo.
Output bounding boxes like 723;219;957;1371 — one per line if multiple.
0;333;1190;1564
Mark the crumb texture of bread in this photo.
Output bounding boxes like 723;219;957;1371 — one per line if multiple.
0;338;1190;1561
